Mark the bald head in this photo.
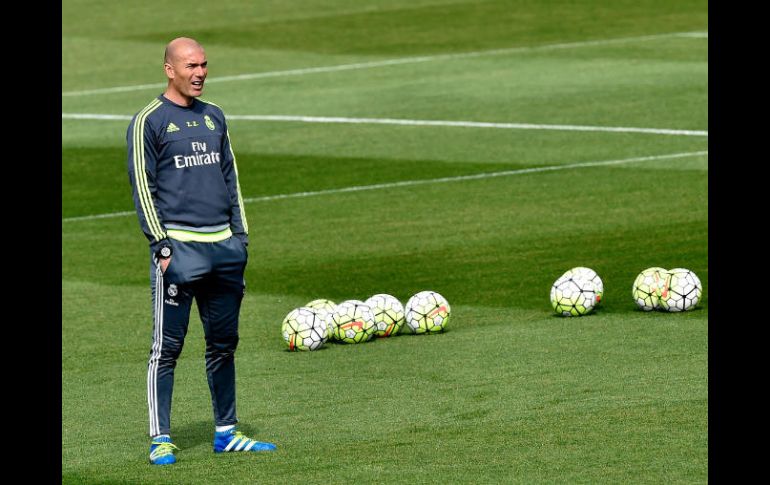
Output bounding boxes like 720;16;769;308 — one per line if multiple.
164;37;205;65
162;37;208;105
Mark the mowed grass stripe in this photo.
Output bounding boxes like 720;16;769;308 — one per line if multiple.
63;161;707;310
61;30;705;97
62;150;706;222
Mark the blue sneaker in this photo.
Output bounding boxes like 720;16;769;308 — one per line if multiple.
213;428;277;453
149;436;178;465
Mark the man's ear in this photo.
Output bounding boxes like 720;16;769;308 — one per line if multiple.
164;63;174;80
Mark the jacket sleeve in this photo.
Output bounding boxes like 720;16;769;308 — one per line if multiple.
220;119;249;245
127;114;168;252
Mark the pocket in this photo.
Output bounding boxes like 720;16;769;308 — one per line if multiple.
232;236;247;251
240;239;249;261
159;257;173;275
233;237;248;263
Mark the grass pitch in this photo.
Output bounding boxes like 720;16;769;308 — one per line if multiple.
62;0;707;482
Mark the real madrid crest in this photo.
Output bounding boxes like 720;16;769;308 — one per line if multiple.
204;115;216;131
168;284;178;297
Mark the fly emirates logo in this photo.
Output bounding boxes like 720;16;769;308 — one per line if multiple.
174;141;221;169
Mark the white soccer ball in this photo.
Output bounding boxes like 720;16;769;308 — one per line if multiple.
281;307;328;351
305;298;337;340
631;267;668;311
365;294;405;337
658;268;702;312
550;276;598;317
562;267;604;305
331;300;376;344
404;291;451;334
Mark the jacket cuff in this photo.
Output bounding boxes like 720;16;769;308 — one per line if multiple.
150;238;170;255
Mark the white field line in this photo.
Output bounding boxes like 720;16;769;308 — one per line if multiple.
229;115;709;137
61;31;707;97
62;150;707;223
61;113;708;137
62;114;130;120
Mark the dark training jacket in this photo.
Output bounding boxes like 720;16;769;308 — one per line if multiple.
127;95;248;253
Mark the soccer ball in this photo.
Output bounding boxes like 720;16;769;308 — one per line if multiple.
281;307;328;351
631;267;668;311
562;267;604;304
550;276;598;316
365;294;405;337
404;291;451;334
331;300;376;344
658;268;702;312
306;298;337;340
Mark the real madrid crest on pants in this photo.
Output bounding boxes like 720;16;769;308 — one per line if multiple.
165;283;180;306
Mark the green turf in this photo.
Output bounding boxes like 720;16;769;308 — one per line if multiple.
62;0;707;482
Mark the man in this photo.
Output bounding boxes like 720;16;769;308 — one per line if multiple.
127;37;276;466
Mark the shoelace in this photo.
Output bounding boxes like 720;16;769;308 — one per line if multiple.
151;441;179;458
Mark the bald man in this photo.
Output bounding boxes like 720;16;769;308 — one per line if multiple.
127;37;276;466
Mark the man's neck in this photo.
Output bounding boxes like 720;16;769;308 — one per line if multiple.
162;89;194;107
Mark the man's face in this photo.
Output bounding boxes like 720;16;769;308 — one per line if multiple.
166;46;208;100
